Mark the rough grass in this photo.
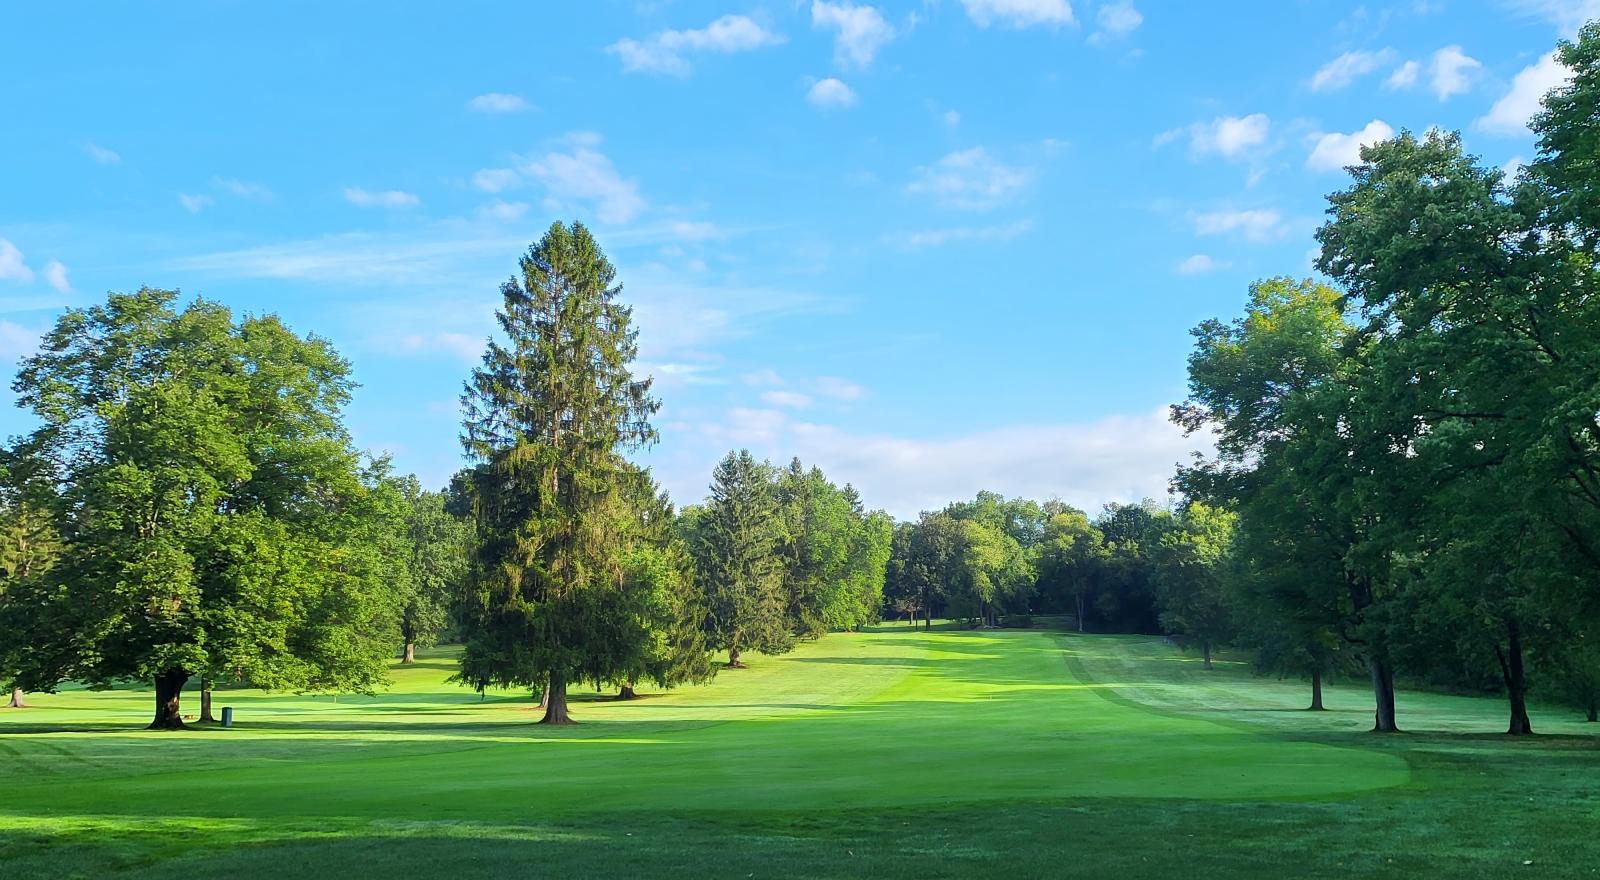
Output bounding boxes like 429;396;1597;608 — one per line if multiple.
2;625;1597;878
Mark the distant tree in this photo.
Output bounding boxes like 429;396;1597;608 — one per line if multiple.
689;450;793;667
1035;508;1104;631
0;446;60;709
1152;502;1236;669
2;289;402;729
397;477;470;664
456;222;660;724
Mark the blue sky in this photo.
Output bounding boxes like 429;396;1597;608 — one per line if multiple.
0;1;1591;518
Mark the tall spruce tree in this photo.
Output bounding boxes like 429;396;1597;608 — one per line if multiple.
690;450;793;667
457;221;659;724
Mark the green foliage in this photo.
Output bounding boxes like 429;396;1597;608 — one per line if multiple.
395;477;470;659
1151;502;1236;666
0;288;401;724
456;222;662;718
687;450;793;665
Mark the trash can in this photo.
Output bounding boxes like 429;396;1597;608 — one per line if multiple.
220;706;233;728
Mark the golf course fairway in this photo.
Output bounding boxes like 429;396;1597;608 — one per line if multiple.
3;626;1597;878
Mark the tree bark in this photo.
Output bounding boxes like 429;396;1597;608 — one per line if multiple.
1495;621;1533;736
728;647;745;668
199;678;216;723
1586;699;1597;723
149;670;189;730
6;687;24;709
540;670;573;725
1369;658;1399;733
1075;586;1086;633
618;683;638;700
1308;668;1326;711
1201;641;1213;670
402;642;416;664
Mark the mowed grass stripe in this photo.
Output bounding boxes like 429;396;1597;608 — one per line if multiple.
1;627;1405;829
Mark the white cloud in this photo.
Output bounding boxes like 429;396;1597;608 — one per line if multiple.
1176;254;1230;275
42;260;70;293
178;193;214;213
1430;45;1481;99
906;147;1032;210
477;200;529;223
897;219;1033;248
665;407;1202;519
814;376;865;400
959;0;1074;28
84;143;121;165
608;15;784;76
398;331;483;363
744;368;784;386
943;110;961;127
1476;51;1572;135
812;1;895;68
1167;113;1270;158
1502;155;1528;182
214;177;273;200
467;92;531;113
1504;0;1600;36
472;168;521;193
0;240;33;283
807;77;859;109
668;220;723;242
1386;60;1420;89
0;321;41;360
1310;49;1394;91
520;134;645;225
1092;2;1142;40
1192;209;1285;242
762;390;815;409
1306;119;1396;171
344;187;421;208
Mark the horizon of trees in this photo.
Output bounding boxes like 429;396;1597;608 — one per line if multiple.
1;24;1598;738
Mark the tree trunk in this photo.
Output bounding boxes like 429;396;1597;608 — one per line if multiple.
1369;658;1399;733
1495;621;1533;736
540;670;573;725
1075;587;1085;633
199;678;216;723
1586;699;1597;723
402;642;416;664
618;683;638;700
1201;641;1213;670
538;677;549;711
728;647;744;668
1308;668;1326;711
6;687;23;709
149;670;189;730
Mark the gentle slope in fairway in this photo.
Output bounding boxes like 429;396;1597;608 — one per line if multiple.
4;627;1598;878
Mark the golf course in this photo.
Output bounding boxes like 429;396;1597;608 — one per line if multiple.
4;623;1596;879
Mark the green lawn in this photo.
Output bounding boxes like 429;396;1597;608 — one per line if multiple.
2;625;1597;878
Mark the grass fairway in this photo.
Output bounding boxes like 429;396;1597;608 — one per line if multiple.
2;627;1597;878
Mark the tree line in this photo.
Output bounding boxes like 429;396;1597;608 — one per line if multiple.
1164;24;1600;734
0;223;890;728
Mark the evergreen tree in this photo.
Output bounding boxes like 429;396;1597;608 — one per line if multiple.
690;450;793;667
457;221;659;724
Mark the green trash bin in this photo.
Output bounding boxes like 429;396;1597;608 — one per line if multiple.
221;706;233;728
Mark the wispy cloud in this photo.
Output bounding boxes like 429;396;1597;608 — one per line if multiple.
1176;254;1230;275
520;133;644;224
806;77;859;109
0;240;34;284
467;92;531;113
1192;208;1285;242
608;15;784;76
344;187;421;208
812;1;895;68
1157;114;1270;159
83;143;121;165
959;0;1074;28
1309;49;1394;91
895;219;1033;249
907;147;1032;211
41;260;70;293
